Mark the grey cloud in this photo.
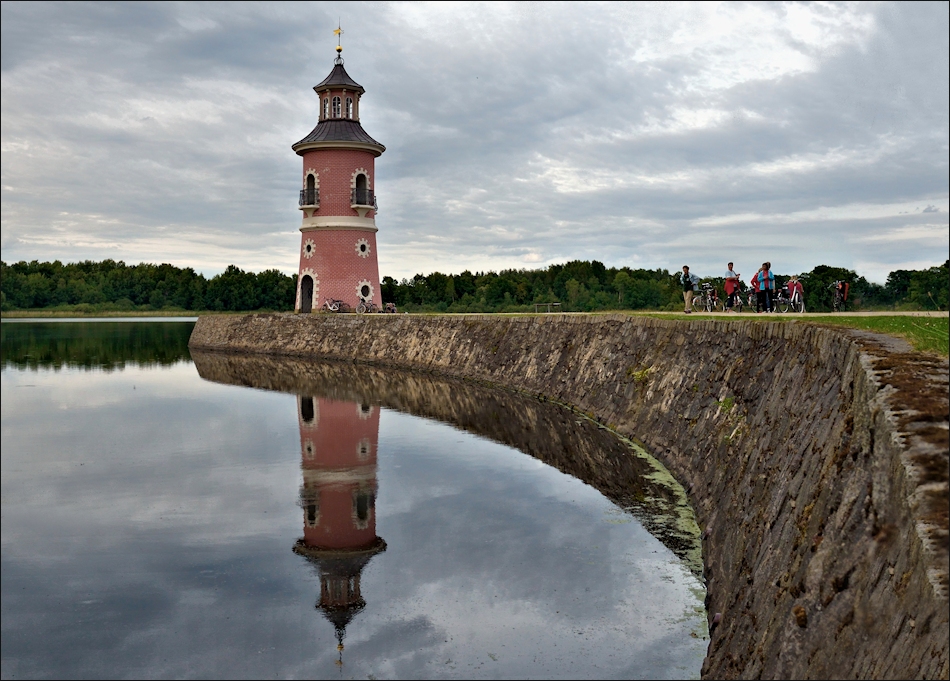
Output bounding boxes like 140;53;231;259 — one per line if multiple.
1;2;946;281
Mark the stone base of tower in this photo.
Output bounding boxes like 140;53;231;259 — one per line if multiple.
297;229;381;313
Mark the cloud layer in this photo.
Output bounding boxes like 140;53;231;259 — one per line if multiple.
2;2;947;282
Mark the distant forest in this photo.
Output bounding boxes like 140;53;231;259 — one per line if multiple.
1;258;947;314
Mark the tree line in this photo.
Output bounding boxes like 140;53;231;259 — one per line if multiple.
384;260;949;313
0;260;295;313
2;258;947;314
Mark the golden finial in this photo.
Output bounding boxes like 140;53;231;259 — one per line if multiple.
334;22;343;53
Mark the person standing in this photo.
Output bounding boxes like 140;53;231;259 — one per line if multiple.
757;262;775;313
724;262;740;312
681;266;699;313
753;265;766;313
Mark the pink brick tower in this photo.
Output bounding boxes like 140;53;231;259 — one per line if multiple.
293;38;385;313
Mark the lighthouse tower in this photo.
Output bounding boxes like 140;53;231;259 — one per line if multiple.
293;35;385;313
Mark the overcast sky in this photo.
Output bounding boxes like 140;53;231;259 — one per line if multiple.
2;2;948;282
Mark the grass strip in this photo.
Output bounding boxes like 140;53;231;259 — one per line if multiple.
641;313;948;356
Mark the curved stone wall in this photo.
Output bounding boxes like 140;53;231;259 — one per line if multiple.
190;313;948;679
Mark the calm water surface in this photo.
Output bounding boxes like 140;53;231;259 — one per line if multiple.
1;321;706;679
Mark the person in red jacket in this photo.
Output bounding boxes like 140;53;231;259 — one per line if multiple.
750;268;762;312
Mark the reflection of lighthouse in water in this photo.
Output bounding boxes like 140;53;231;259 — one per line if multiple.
292;395;386;662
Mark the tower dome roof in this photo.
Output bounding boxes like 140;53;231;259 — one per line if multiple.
314;63;364;94
292;119;385;156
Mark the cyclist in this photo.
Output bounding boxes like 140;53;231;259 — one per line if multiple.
681;265;700;313
724;262;740;312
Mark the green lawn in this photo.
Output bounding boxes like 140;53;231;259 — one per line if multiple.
649;313;949;356
807;316;949;356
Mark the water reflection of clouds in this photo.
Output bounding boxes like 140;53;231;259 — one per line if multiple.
1;364;301;546
2;353;706;679
350;414;704;677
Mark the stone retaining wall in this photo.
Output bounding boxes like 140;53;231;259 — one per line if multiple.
190;313;948;679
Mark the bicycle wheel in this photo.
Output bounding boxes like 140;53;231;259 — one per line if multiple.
713;299;723;312
779;299;790;313
796;300;805;313
357;302;367;314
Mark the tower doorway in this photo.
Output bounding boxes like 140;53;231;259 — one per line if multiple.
300;275;314;313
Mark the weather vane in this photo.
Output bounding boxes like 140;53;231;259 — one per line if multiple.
333;21;344;64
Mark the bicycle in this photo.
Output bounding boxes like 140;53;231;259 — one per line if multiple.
829;281;848;312
725;279;745;312
356;296;380;314
692;282;723;312
747;289;757;311
322;298;351;313
774;285;806;313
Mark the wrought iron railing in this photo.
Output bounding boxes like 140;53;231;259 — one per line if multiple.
351;188;377;210
298;188;319;207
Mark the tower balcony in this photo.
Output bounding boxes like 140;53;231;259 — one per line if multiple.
351;189;378;218
299;188;320;208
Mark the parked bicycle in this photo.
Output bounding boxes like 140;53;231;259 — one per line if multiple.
729;280;746;313
692;282;723;312
773;285;806;313
322;298;351;313
829;281;848;312
356;296;380;314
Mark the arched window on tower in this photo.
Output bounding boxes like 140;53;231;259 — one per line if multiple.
346;97;353;119
323;97;329;119
332;96;341;118
353;173;369;206
302;173;317;206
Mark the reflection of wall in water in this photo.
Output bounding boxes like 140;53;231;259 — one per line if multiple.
293;395;386;653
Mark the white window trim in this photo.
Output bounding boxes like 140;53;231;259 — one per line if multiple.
350;168;371;190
